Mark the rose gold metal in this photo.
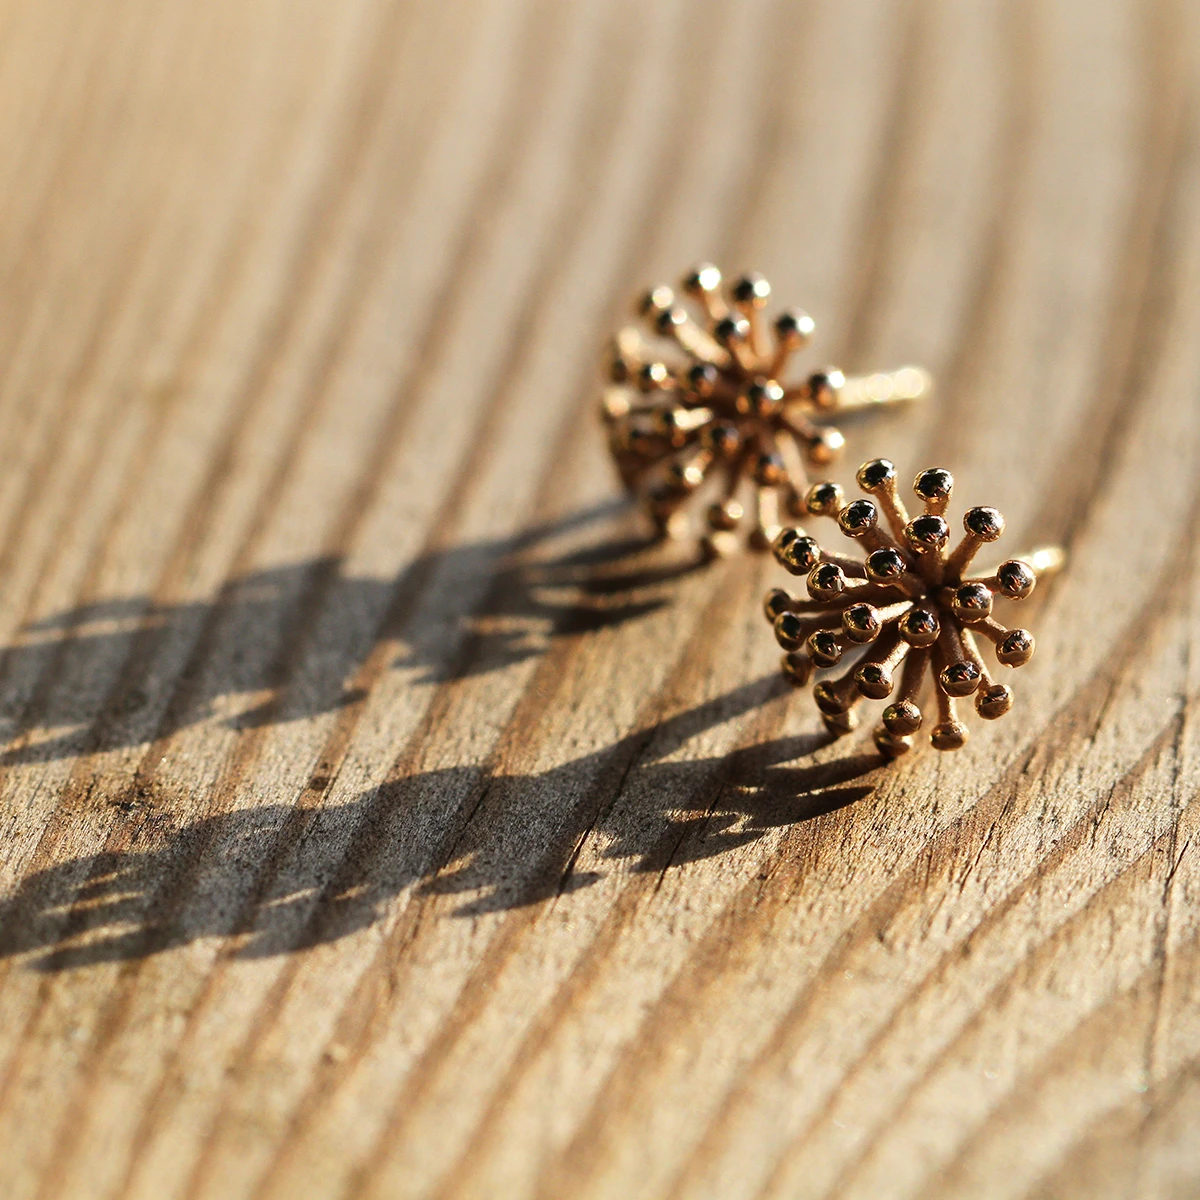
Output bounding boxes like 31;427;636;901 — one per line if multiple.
764;458;1066;756
601;265;932;555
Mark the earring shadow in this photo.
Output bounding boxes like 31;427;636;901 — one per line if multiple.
0;498;710;765
0;674;884;969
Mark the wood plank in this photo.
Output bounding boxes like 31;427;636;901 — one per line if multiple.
0;0;1198;1197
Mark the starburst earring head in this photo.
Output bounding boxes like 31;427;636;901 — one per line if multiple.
600;265;932;557
764;458;1065;757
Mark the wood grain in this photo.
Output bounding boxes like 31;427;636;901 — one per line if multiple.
0;1;1198;1197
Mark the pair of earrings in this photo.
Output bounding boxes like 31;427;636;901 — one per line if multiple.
600;264;1064;758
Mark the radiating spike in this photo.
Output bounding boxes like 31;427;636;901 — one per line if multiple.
856;458;912;542
864;547;924;598
771;308;815;378
961;628;1012;719
882;647;929;735
681;264;725;321
945;506;1005;581
838;498;900;555
936;623;982;697
930;689;968;750
913;467;953;515
973;618;1036;667
731;273;771;361
854;632;910;700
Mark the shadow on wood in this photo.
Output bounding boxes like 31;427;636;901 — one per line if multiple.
0;502;705;766
0;675;880;972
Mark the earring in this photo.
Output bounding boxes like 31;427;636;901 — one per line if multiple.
600;264;931;556
764;458;1065;757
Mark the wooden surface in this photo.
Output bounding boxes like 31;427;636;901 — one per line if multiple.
1;1;1199;1197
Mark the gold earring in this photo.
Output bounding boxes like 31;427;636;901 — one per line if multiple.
600;264;931;556
764;458;1065;757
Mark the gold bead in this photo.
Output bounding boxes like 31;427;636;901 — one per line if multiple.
882;699;922;736
905;513;950;554
807;561;847;601
939;661;982;697
731;272;771;309
654;305;688;336
963;505;1005;541
806;481;844;517
997;628;1035;667
856;458;897;491
785;489;808;519
930;721;969;751
708;497;744;530
638;285;675;318
763;588;792;623
686;361;720;398
701;421;740;457
774;308;815;346
774;528;820;575
898;607;940;647
739;378;784;418
976;684;1013;719
753;452;787;487
807;371;840;410
866;547;907;583
842;602;882;644
838;499;879;539
807;630;842;668
855;662;895;700
609;356;632;384
682;263;722;294
714;314;751;346
914;467;953;507
950;582;994;624
665;457;706;490
638;361;674;391
806;426;845;465
996;559;1036;599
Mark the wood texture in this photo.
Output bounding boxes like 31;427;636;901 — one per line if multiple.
0;1;1198;1196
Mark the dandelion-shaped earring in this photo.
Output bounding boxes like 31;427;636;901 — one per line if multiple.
764;459;1065;756
600;265;931;556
